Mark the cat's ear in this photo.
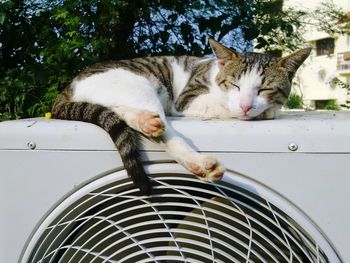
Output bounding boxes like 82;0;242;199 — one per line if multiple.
277;47;312;80
209;39;238;69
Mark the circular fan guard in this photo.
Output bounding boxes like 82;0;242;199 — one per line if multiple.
24;167;339;263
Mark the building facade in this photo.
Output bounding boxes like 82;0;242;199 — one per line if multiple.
284;0;349;109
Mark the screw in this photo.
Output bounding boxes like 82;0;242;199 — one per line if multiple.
27;141;36;150
288;143;298;151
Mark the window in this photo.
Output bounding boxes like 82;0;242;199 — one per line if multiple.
316;38;335;56
314;99;339;110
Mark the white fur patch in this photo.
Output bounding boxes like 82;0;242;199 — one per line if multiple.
72;68;164;114
237;64;263;106
170;59;191;99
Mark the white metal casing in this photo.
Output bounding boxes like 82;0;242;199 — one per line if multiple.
0;111;349;262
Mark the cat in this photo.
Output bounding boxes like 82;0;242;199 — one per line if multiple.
52;39;311;194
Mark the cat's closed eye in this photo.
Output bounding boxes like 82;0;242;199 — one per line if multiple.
232;83;240;90
257;88;273;95
219;79;240;90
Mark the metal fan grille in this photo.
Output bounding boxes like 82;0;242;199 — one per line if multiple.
27;172;334;263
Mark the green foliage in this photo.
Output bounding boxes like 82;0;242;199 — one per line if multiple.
332;78;350;109
252;1;307;54
310;1;349;36
284;93;303;109
0;0;339;120
315;99;340;110
323;100;340;111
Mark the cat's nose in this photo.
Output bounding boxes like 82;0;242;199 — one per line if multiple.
240;105;252;114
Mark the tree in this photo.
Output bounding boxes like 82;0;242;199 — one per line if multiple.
309;1;350;35
0;0;325;120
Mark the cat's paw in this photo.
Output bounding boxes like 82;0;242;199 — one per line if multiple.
187;155;225;182
138;111;165;137
256;106;280;120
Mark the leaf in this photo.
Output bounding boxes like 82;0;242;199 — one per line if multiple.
244;27;260;40
0;12;5;25
261;23;273;35
192;43;203;55
168;13;178;22
255;37;268;49
180;23;192;36
53;10;69;20
230;16;241;28
198;17;208;33
160;31;170;43
286;24;294;36
66;31;76;37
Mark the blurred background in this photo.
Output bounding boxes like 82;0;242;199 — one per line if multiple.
0;0;349;120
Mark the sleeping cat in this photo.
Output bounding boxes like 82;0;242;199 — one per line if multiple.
52;39;311;194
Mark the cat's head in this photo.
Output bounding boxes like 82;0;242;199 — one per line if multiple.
209;39;311;120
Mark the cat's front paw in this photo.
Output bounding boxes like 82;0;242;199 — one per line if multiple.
138;111;165;137
187;155;225;182
256;106;280;120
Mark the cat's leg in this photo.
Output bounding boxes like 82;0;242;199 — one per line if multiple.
160;126;225;182
112;94;225;181
256;105;281;120
112;106;165;137
114;105;225;181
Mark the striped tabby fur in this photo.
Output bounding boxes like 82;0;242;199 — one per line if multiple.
52;39;311;194
52;88;151;194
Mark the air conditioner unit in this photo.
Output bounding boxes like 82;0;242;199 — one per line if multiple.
1;112;349;263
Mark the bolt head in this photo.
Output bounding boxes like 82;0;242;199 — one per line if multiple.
288;143;298;151
27;141;36;150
